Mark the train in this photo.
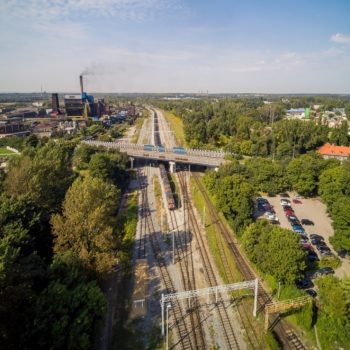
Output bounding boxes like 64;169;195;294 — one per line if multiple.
159;163;175;210
143;144;186;154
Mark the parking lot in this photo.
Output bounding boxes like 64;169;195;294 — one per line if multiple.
258;192;350;278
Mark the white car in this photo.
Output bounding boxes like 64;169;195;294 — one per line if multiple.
265;212;279;221
280;199;291;206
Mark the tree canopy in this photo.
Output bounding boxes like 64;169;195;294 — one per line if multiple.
52;176;120;275
242;221;306;284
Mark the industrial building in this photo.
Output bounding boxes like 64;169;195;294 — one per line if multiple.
63;75;106;118
64;95;84;116
0;121;30;138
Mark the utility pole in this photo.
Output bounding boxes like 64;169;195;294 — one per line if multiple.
278;279;281;300
172;230;175;264
166;304;172;350
202;206;206;227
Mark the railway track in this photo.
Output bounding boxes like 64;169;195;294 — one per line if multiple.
177;171;241;350
166;173;206;349
191;172;308;350
136;166;197;350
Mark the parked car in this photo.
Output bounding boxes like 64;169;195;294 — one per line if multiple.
292;225;305;233
270;219;280;225
287;214;298;221
306;289;317;298
322;267;335;275
300;239;309;245
316;244;330;252
307;252;319;262
292;199;302;204
285;210;295;216
309;234;324;241
301;219;314;226
311;267;334;279
296;278;313;289
320;250;333;258
299;233;308;240
295;194;303;199
280;193;290;198
310;238;320;245
336;249;349;258
280;199;291;206
283;205;293;211
262;203;273;211
257;197;268;204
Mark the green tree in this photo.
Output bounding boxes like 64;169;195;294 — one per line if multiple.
4;141;75;211
245;157;288;194
0;195;46;349
242;221;306;284
52;176;120;274
33;253;106;350
286;154;323;196
215;174;255;233
88;152;128;186
316;275;350;349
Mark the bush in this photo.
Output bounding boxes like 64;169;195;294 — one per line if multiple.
319;256;341;269
265;331;280;350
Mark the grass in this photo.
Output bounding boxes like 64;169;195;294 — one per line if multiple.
131;108;151;144
189;176;241;284
131;117;145;144
162;110;187;147
153;175;166;232
0;147;17;155
116;189;138;265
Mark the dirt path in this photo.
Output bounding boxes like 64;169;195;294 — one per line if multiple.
96;179;139;350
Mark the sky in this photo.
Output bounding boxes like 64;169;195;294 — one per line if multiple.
1;0;350;93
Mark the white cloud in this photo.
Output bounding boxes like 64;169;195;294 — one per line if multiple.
331;33;350;44
0;0;178;21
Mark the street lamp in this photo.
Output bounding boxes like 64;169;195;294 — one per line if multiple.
166;304;172;350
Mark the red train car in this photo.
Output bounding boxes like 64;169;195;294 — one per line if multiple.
159;164;175;210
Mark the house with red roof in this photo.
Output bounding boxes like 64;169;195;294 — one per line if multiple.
318;143;350;162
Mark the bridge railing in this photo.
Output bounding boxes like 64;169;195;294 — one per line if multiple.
82;140;230;159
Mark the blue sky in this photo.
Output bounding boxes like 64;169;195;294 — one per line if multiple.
1;0;350;93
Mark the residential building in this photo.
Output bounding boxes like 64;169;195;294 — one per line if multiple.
318;143;350;162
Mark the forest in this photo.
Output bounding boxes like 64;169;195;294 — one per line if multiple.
155;97;350;156
0;136;129;349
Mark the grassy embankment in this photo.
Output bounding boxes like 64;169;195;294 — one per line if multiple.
162;110;187;147
153;175;167;233
0;148;18;156
189;176;241;284
131;108;150;144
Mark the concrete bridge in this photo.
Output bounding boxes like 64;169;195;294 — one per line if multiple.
83;140;229;168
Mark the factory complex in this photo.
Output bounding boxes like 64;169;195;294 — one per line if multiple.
0;75;138;138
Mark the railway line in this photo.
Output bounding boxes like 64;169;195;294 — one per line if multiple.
191;173;308;350
177;171;241;350
136;165;207;350
166;179;206;349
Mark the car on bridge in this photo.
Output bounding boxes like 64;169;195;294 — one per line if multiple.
172;147;186;154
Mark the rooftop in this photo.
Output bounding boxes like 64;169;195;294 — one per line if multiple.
318;143;350;157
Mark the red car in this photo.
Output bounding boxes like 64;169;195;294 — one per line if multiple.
293;199;302;204
285;209;295;216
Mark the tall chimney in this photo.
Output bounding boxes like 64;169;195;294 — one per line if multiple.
79;75;84;95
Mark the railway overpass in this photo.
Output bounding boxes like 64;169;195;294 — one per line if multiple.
82;140;229;168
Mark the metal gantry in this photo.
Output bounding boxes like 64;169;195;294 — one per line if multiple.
160;279;259;335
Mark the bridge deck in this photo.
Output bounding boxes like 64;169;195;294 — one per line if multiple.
83;140;229;166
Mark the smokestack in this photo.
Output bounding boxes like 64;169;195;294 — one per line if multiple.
80;75;84;95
